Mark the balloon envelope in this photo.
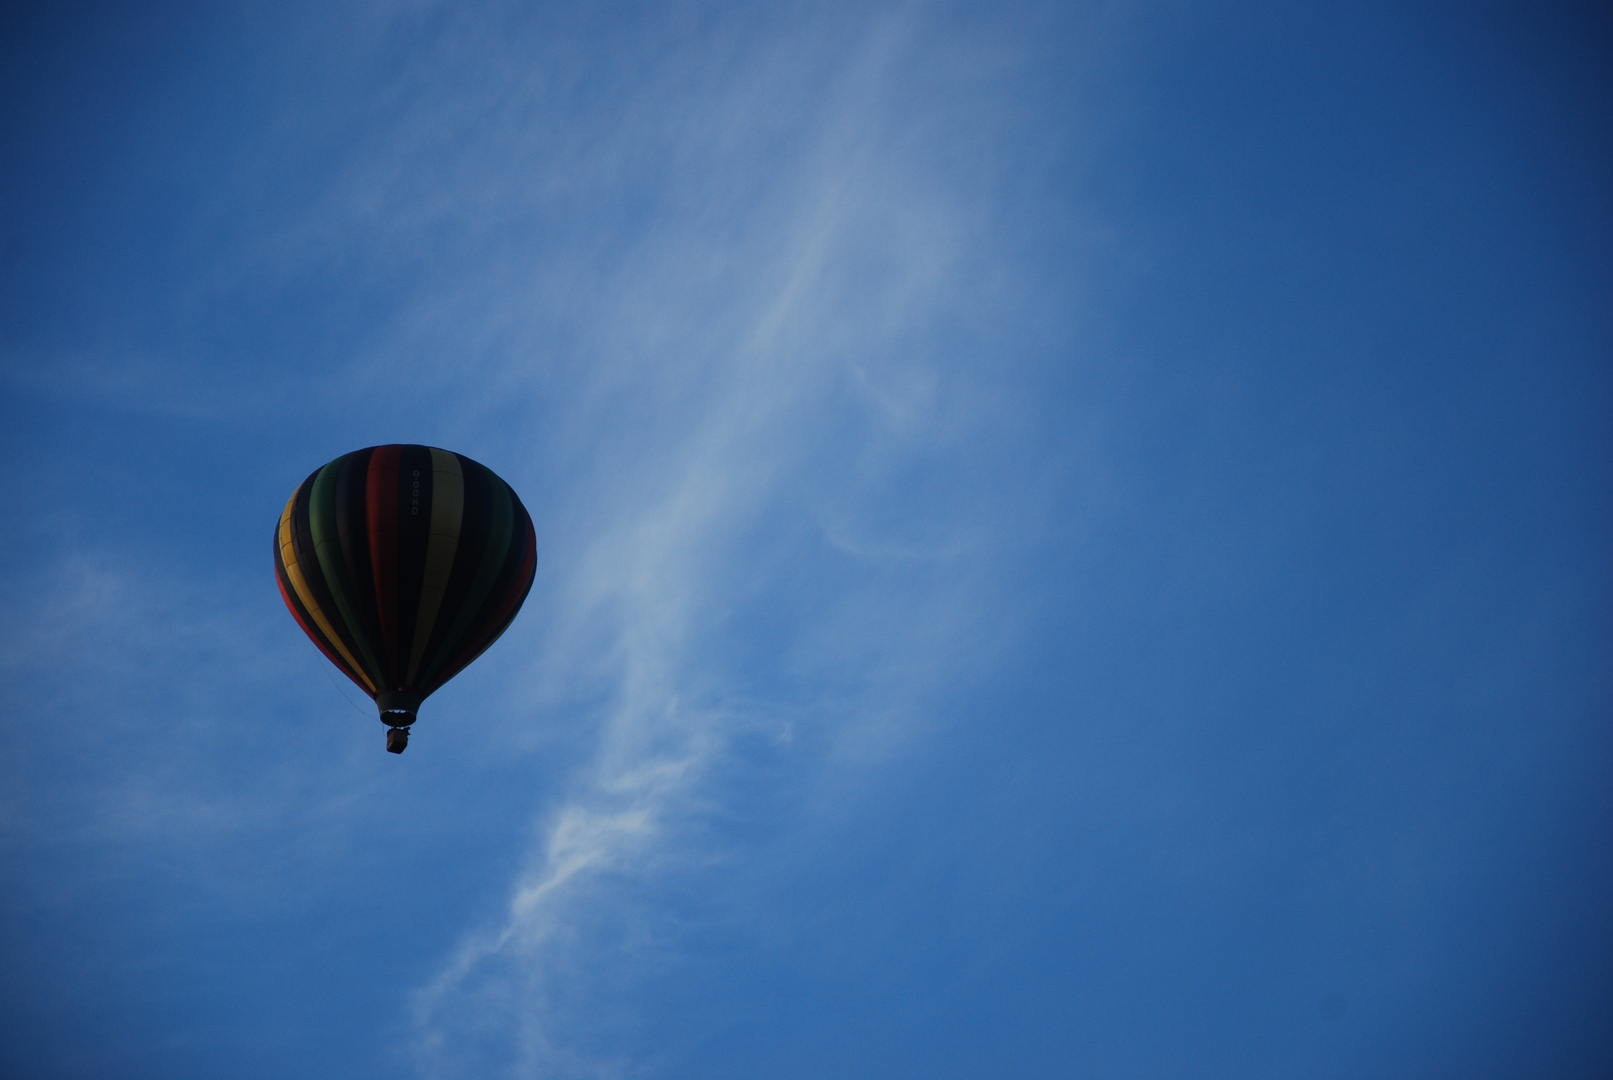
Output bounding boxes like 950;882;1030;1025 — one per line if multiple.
274;445;536;739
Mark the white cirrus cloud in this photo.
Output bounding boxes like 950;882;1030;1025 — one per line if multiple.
365;9;1094;1079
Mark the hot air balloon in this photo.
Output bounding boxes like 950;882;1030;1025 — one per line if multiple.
274;445;537;753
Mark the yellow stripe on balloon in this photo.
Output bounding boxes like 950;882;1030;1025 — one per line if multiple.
279;491;377;694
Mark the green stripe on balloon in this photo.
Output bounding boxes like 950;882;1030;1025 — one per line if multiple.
311;455;386;688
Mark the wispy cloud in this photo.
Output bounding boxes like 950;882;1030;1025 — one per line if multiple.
350;7;1075;1076
3;4;1089;1073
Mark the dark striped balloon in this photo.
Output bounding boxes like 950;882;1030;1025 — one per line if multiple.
275;445;536;752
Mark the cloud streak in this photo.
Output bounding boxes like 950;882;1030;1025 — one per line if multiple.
342;7;1075;1076
2;5;1094;1073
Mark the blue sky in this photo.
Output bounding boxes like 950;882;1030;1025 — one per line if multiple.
1;2;1609;1077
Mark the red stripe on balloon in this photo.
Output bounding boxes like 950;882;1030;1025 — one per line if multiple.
367;444;402;688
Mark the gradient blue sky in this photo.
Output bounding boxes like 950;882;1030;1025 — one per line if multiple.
2;3;1609;1078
